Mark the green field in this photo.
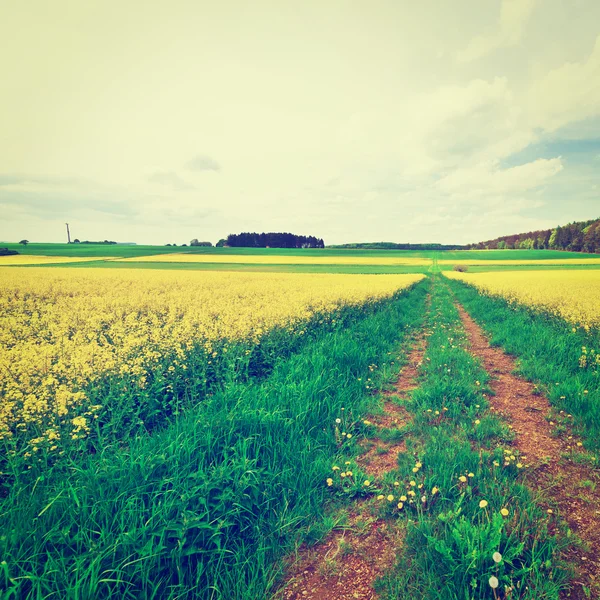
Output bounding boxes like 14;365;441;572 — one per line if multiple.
2;245;600;598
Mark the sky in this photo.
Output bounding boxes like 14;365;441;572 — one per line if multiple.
1;0;599;246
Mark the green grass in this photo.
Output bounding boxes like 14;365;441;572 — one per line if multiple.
0;280;429;599
447;277;600;457
2;243;597;261
370;277;566;599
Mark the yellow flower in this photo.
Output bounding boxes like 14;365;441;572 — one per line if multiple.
397;502;404;509
415;462;422;468
467;472;474;478
500;508;509;517
459;475;467;483
326;478;333;486
332;466;340;471
409;480;416;486
387;494;394;502
479;500;488;508
400;495;407;502
431;487;439;495
363;480;371;487
474;419;481;425
377;494;384;500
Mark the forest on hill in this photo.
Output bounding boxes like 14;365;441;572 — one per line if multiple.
469;218;600;253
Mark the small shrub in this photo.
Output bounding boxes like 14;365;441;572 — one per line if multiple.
453;265;469;272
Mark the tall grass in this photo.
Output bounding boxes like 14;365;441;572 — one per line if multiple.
447;277;600;455
376;277;566;599
0;282;428;599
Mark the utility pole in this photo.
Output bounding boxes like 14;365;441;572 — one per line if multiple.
66;223;71;244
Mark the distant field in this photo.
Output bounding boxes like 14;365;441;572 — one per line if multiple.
116;253;432;266
2;243;597;260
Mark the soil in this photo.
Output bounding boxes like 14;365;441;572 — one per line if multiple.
277;332;427;600
456;303;600;600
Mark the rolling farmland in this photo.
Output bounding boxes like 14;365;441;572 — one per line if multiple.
1;246;599;599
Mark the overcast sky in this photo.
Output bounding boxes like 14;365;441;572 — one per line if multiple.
1;0;599;246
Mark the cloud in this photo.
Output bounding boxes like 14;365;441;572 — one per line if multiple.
457;0;537;62
527;35;600;132
186;154;221;172
436;157;564;197
147;170;195;191
0;172;141;219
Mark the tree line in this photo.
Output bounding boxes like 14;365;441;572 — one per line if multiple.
469;218;600;253
224;232;325;248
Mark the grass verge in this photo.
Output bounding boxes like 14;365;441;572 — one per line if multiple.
446;277;600;457
0;282;427;599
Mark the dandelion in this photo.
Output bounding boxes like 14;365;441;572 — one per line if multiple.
387;494;394;502
400;495;407;502
346;434;353;439
397;502;404;509
516;462;523;468
412;467;419;473
363;480;371;487
468;472;474;478
335;418;341;424
459;475;467;483
431;487;439;495
345;461;351;465
479;500;488;508
332;466;340;471
326;478;333;486
492;552;502;563
489;576;499;589
547;508;553;514
474;419;481;425
394;481;400;487
409;480;416;486
415;462;422;468
421;495;427;503
377;494;384;500
577;442;583;447
500;508;509;517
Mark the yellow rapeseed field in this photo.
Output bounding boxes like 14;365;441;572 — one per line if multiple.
439;258;600;266
0;267;423;453
445;270;600;330
116;253;431;266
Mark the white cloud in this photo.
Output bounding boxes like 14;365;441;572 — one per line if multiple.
527;35;600;132
457;0;538;62
147;170;195;191
436;157;564;197
186;154;221;172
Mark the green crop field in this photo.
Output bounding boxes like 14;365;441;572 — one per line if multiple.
1;245;600;599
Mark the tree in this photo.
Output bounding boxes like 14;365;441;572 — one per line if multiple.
19;239;28;245
216;239;227;247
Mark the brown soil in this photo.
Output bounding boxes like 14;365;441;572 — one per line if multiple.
276;331;427;599
280;503;400;600
456;303;600;600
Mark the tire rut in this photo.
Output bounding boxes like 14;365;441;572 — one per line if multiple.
456;301;600;600
277;330;428;600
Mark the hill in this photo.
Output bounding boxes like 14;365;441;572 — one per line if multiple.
469;217;600;254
